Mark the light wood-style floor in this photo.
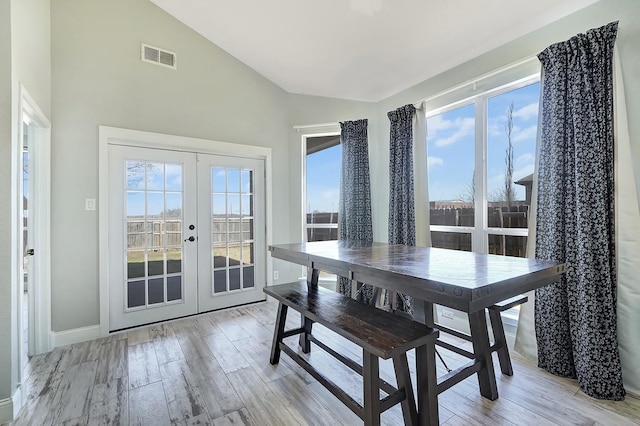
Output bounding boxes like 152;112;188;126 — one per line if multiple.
7;298;640;426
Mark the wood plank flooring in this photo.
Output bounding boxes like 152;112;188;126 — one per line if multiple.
7;298;640;425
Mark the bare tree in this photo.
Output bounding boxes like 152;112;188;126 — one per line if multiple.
458;171;475;203
504;102;515;208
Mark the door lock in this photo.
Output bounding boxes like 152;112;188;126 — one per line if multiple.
184;236;196;242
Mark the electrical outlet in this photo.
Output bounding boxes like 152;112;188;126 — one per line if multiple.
273;270;279;280
441;309;455;319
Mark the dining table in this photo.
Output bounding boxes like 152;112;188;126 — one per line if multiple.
269;240;565;422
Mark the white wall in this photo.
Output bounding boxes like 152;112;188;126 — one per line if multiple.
49;0;290;332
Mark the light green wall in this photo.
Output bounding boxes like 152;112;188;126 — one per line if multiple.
0;0;13;403
50;0;290;331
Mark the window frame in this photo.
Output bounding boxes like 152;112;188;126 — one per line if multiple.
300;130;341;287
426;74;540;255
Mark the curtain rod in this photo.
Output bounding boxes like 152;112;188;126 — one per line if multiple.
412;56;539;107
292;122;340;131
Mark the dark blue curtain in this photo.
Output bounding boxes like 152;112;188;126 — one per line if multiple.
387;104;416;314
535;21;625;400
337;119;374;304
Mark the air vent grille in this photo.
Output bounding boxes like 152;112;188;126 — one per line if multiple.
141;43;176;69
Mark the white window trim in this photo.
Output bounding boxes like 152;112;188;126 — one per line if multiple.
299;128;340;284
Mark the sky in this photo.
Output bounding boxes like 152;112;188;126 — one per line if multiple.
306;81;540;212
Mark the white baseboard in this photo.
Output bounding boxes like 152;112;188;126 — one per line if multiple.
0;396;13;424
51;324;101;348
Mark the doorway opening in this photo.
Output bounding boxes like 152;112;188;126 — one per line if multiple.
17;86;52;381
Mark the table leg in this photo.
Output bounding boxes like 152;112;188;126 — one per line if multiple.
423;301;435;327
468;310;499;400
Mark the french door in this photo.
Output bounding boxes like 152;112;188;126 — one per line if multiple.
108;145;265;331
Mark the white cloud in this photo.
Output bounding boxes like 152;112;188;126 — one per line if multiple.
516;153;535;166
513;102;539;121
428;156;444;168
428;117;474;147
513;125;538;143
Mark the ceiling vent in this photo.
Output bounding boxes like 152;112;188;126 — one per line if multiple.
141;43;177;69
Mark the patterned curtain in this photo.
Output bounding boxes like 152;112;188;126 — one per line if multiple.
387;104;416;314
534;22;625;400
337;119;374;304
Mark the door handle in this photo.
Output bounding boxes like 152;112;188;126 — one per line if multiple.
184;236;196;242
26;248;35;256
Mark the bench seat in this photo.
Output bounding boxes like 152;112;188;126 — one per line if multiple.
264;281;439;426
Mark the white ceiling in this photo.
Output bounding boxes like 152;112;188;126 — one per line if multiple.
150;0;599;102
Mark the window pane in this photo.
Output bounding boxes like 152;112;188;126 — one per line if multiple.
167;248;182;273
147;249;164;276
229;268;241;291
148;278;164;305
430;232;471;252
488;235;528;257
127;280;146;308
241;170;252;193
126;161;146;190
243;266;254;288
212;168;226;192
487;82;539;229
213;270;227;293
427;104;475;227
167;276;182;301
127;251;145;279
227;169;240;193
146;163;164;191
165;163;182;191
306;141;340;242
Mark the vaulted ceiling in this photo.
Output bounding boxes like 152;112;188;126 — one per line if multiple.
150;0;599;102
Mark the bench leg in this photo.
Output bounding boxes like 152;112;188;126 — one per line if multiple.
299;317;313;353
270;303;288;365
416;344;439;426
488;309;513;376
362;350;381;426
393;353;417;426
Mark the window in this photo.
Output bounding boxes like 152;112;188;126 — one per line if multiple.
303;134;341;288
304;135;341;243
427;77;539;257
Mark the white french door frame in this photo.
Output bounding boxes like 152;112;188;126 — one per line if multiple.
16;85;52;357
98;126;273;337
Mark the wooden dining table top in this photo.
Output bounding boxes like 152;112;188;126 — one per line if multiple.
269;240;565;313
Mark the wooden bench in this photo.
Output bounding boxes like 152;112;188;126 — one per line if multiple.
264;281;440;426
431;294;528;376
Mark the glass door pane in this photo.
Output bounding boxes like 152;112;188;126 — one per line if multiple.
197;153;265;312
210;167;255;294
124;160;184;310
